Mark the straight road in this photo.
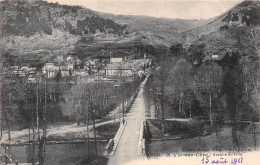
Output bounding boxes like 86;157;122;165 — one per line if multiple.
108;77;148;165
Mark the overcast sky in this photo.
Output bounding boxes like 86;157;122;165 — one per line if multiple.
46;0;243;20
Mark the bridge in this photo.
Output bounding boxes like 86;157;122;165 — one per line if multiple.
107;76;148;165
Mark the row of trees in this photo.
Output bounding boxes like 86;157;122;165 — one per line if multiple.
61;77;142;125
56;77;141;160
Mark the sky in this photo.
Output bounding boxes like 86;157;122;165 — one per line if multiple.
46;0;244;20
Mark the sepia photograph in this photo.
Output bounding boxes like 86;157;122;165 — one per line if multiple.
0;0;259;164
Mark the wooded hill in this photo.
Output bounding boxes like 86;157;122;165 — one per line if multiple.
180;0;260;57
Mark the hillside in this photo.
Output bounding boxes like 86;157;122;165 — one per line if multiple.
0;0;131;65
0;0;215;66
1;0;126;37
99;13;212;44
180;0;260;56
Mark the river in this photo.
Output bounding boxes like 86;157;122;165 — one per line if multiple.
0;141;107;165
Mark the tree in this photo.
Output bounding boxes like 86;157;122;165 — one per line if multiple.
1;72;26;140
170;43;184;56
169;58;193;117
187;43;205;65
239;26;260;57
38;74;48;165
62;79;83;125
152;59;172;134
237;26;260;149
195;62;223;126
222;51;242;149
242;62;259;149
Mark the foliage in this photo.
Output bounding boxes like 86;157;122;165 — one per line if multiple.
222;1;260;26
195;62;223;124
170;43;185;56
239;26;260;57
61;78;141;124
1;0;126;37
187;44;205;65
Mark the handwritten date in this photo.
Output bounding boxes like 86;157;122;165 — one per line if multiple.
202;156;243;165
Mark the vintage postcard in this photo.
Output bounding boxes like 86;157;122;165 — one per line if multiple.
0;0;259;165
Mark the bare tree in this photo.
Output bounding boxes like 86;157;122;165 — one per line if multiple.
195;62;223;126
152;59;172;134
239;26;260;149
169;58;193;117
240;26;260;57
38;74;48;165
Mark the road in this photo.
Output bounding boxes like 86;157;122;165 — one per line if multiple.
108;77;147;165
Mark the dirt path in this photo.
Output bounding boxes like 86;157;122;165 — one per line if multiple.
0;118;122;144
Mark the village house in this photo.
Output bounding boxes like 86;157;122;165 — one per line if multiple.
66;55;74;62
28;70;36;75
57;55;64;62
121;68;133;76
42;63;59;72
203;56;212;62
12;70;18;75
9;66;20;71
10;66;37;77
59;66;70;77
105;63;119;76
90;66;99;75
42;63;59;78
212;55;220;60
73;69;88;76
76;59;82;66
46;70;57;78
137;69;145;77
105;63;133;77
67;62;75;71
85;59;96;67
28;74;37;83
98;68;106;75
203;54;221;62
110;57;123;63
18;69;26;77
21;66;30;72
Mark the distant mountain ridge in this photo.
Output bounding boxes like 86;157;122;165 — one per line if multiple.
98;13;213;44
99;13;212;34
